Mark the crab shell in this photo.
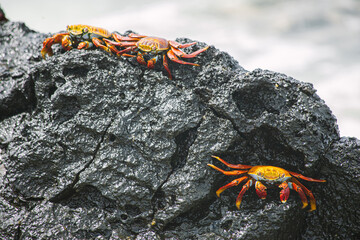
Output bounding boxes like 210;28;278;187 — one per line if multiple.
136;37;169;54
208;156;326;211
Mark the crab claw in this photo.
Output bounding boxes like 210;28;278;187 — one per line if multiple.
41;33;70;59
279;181;290;203
255;181;267;199
41;38;55;59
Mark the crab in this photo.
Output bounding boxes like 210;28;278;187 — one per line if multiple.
208;156;326;211
104;33;209;79
41;24;119;59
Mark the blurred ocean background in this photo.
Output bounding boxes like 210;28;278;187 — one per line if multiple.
1;0;359;138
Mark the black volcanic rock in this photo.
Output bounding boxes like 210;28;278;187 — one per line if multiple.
1;10;359;239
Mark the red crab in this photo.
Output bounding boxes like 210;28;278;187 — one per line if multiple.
41;24;119;59
104;33;209;79
208;156;326;211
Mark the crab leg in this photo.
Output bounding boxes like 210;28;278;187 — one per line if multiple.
211;156;253;170
215;176;248;197
104;38;137;47
170;46;209;58
292;178;318;211
102;41;137;56
92;37;113;54
167;50;199;66
236;179;253;209
122;53;137;57
104;41;123;55
162;54;172;80
278;181;290;203
168;40;197;49
208;164;248;176
112;32;145;42
255;181;267;199
115;46;137;56
288;171;326;183
77;38;117;54
288;181;308;209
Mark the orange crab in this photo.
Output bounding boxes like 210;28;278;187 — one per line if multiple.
208;156;326;211
104;33;209;79
41;24;119;59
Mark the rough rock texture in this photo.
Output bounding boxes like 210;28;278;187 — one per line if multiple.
1;8;360;240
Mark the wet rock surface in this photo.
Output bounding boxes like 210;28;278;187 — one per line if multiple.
1;11;359;240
